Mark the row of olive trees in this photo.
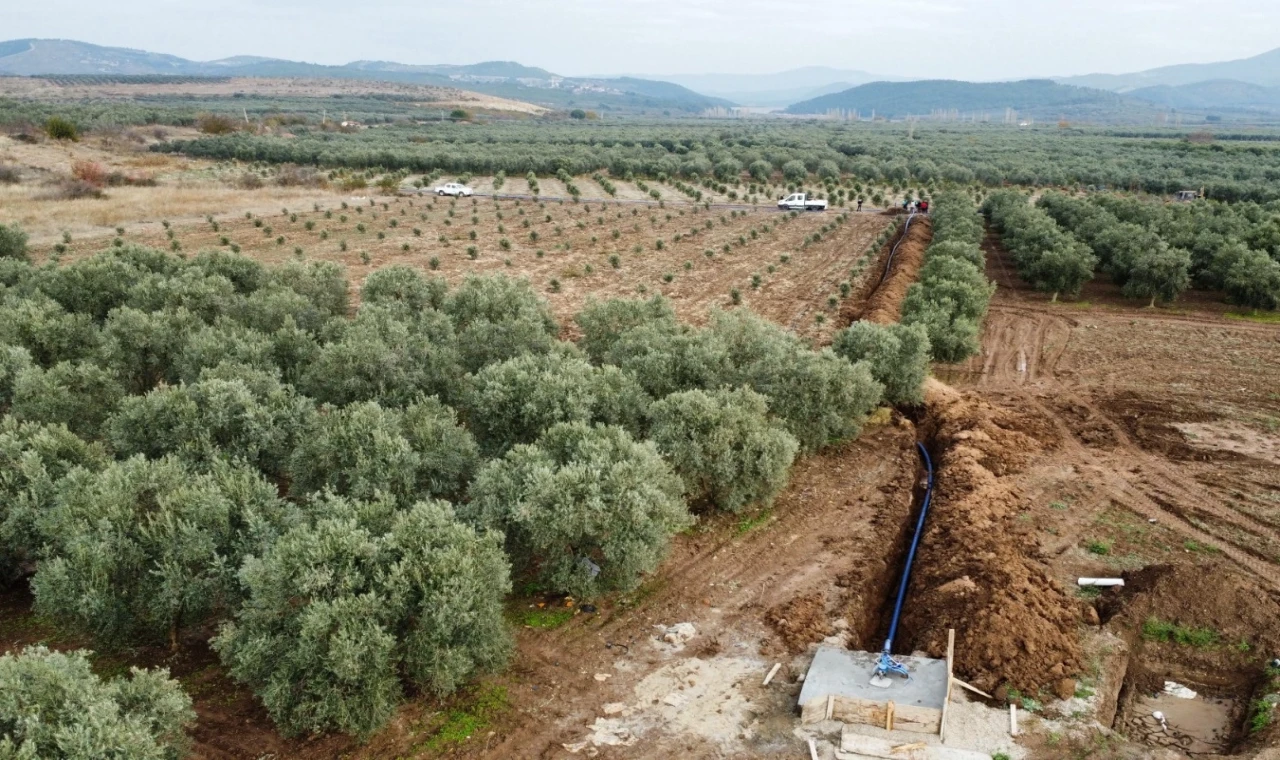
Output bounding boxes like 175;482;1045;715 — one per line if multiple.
899;190;996;361
983;190;1097;302
0;241;933;743
1039;192;1280;310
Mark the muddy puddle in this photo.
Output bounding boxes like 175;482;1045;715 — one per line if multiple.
1122;688;1237;756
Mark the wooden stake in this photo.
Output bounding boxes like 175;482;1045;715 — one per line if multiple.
826;694;834;721
951;678;994;700
940;628;955;742
886;700;895;732
1009;704;1018;736
808;738;819;760
763;663;782;687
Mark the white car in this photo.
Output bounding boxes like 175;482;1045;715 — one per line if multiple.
777;192;828;211
434;182;474;197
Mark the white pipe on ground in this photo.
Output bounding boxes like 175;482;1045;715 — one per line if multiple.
1077;578;1124;587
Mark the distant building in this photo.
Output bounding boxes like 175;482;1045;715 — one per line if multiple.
1174;190;1201;202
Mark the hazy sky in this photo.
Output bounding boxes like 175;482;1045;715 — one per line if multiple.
6;0;1279;79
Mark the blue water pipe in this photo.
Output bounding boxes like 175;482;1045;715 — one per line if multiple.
874;441;935;682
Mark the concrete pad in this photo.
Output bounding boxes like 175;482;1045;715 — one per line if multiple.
799;647;949;712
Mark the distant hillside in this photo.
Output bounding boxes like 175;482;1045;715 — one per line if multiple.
0;38;192;75
0;38;729;113
1057;47;1280;91
1127;79;1280;113
785;79;1156;121
655;67;901;107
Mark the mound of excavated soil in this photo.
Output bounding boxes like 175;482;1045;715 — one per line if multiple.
766;592;832;653
898;380;1083;695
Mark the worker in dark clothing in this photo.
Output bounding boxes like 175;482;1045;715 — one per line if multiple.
856;198;863;212
919;200;929;214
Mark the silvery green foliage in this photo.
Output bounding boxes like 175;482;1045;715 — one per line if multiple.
361;265;448;312
265;259;349;318
707;310;883;452
214;497;511;739
464;347;650;455
465;422;689;598
0;343;32;408
32;456;293;647
10;359;125;439
0;418;107;582
0;294;99;367
648;387;798;514
106;367;314;478
599;320;732;400
0;222;28;262
442;274;558;373
289;397;478;505
575;295;676;362
833;321;931;406
300;304;462;407
0;646;194;760
1124;246;1192;305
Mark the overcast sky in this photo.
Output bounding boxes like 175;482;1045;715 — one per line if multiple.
6;0;1279;79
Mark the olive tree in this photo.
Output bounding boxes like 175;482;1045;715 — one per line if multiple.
648;388;798;513
361;265;448;312
266;259;349;318
106;370;314;478
598;321;732;399
782;160;808;184
300;305;462;407
0;646;194;760
289;397;478;505
1224;248;1280;310
464;348;650;455
833;321;931;405
901;287;983;363
464;422;689;598
0;295;99;367
214;497;512;739
10;360;125;439
33;457;293;648
443;274;558;372
1123;246;1192;306
709;310;883;452
575;295;676;362
0;418;107;583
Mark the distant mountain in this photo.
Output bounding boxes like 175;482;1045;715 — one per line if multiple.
651;67;901;107
786;79;1160;122
1126;79;1280;113
0;38;730;112
1056;47;1280;91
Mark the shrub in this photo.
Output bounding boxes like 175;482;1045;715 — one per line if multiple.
44;116;78;141
0;164;20;184
0;223;28;262
33;457;292;647
0;646;194;759
833;322;931;405
195;113;239;135
649;387;798;513
465;422;688;598
214;498;512;739
464;348;649;455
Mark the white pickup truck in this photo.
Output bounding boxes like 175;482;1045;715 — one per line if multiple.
777;192;828;211
433;182;474;197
